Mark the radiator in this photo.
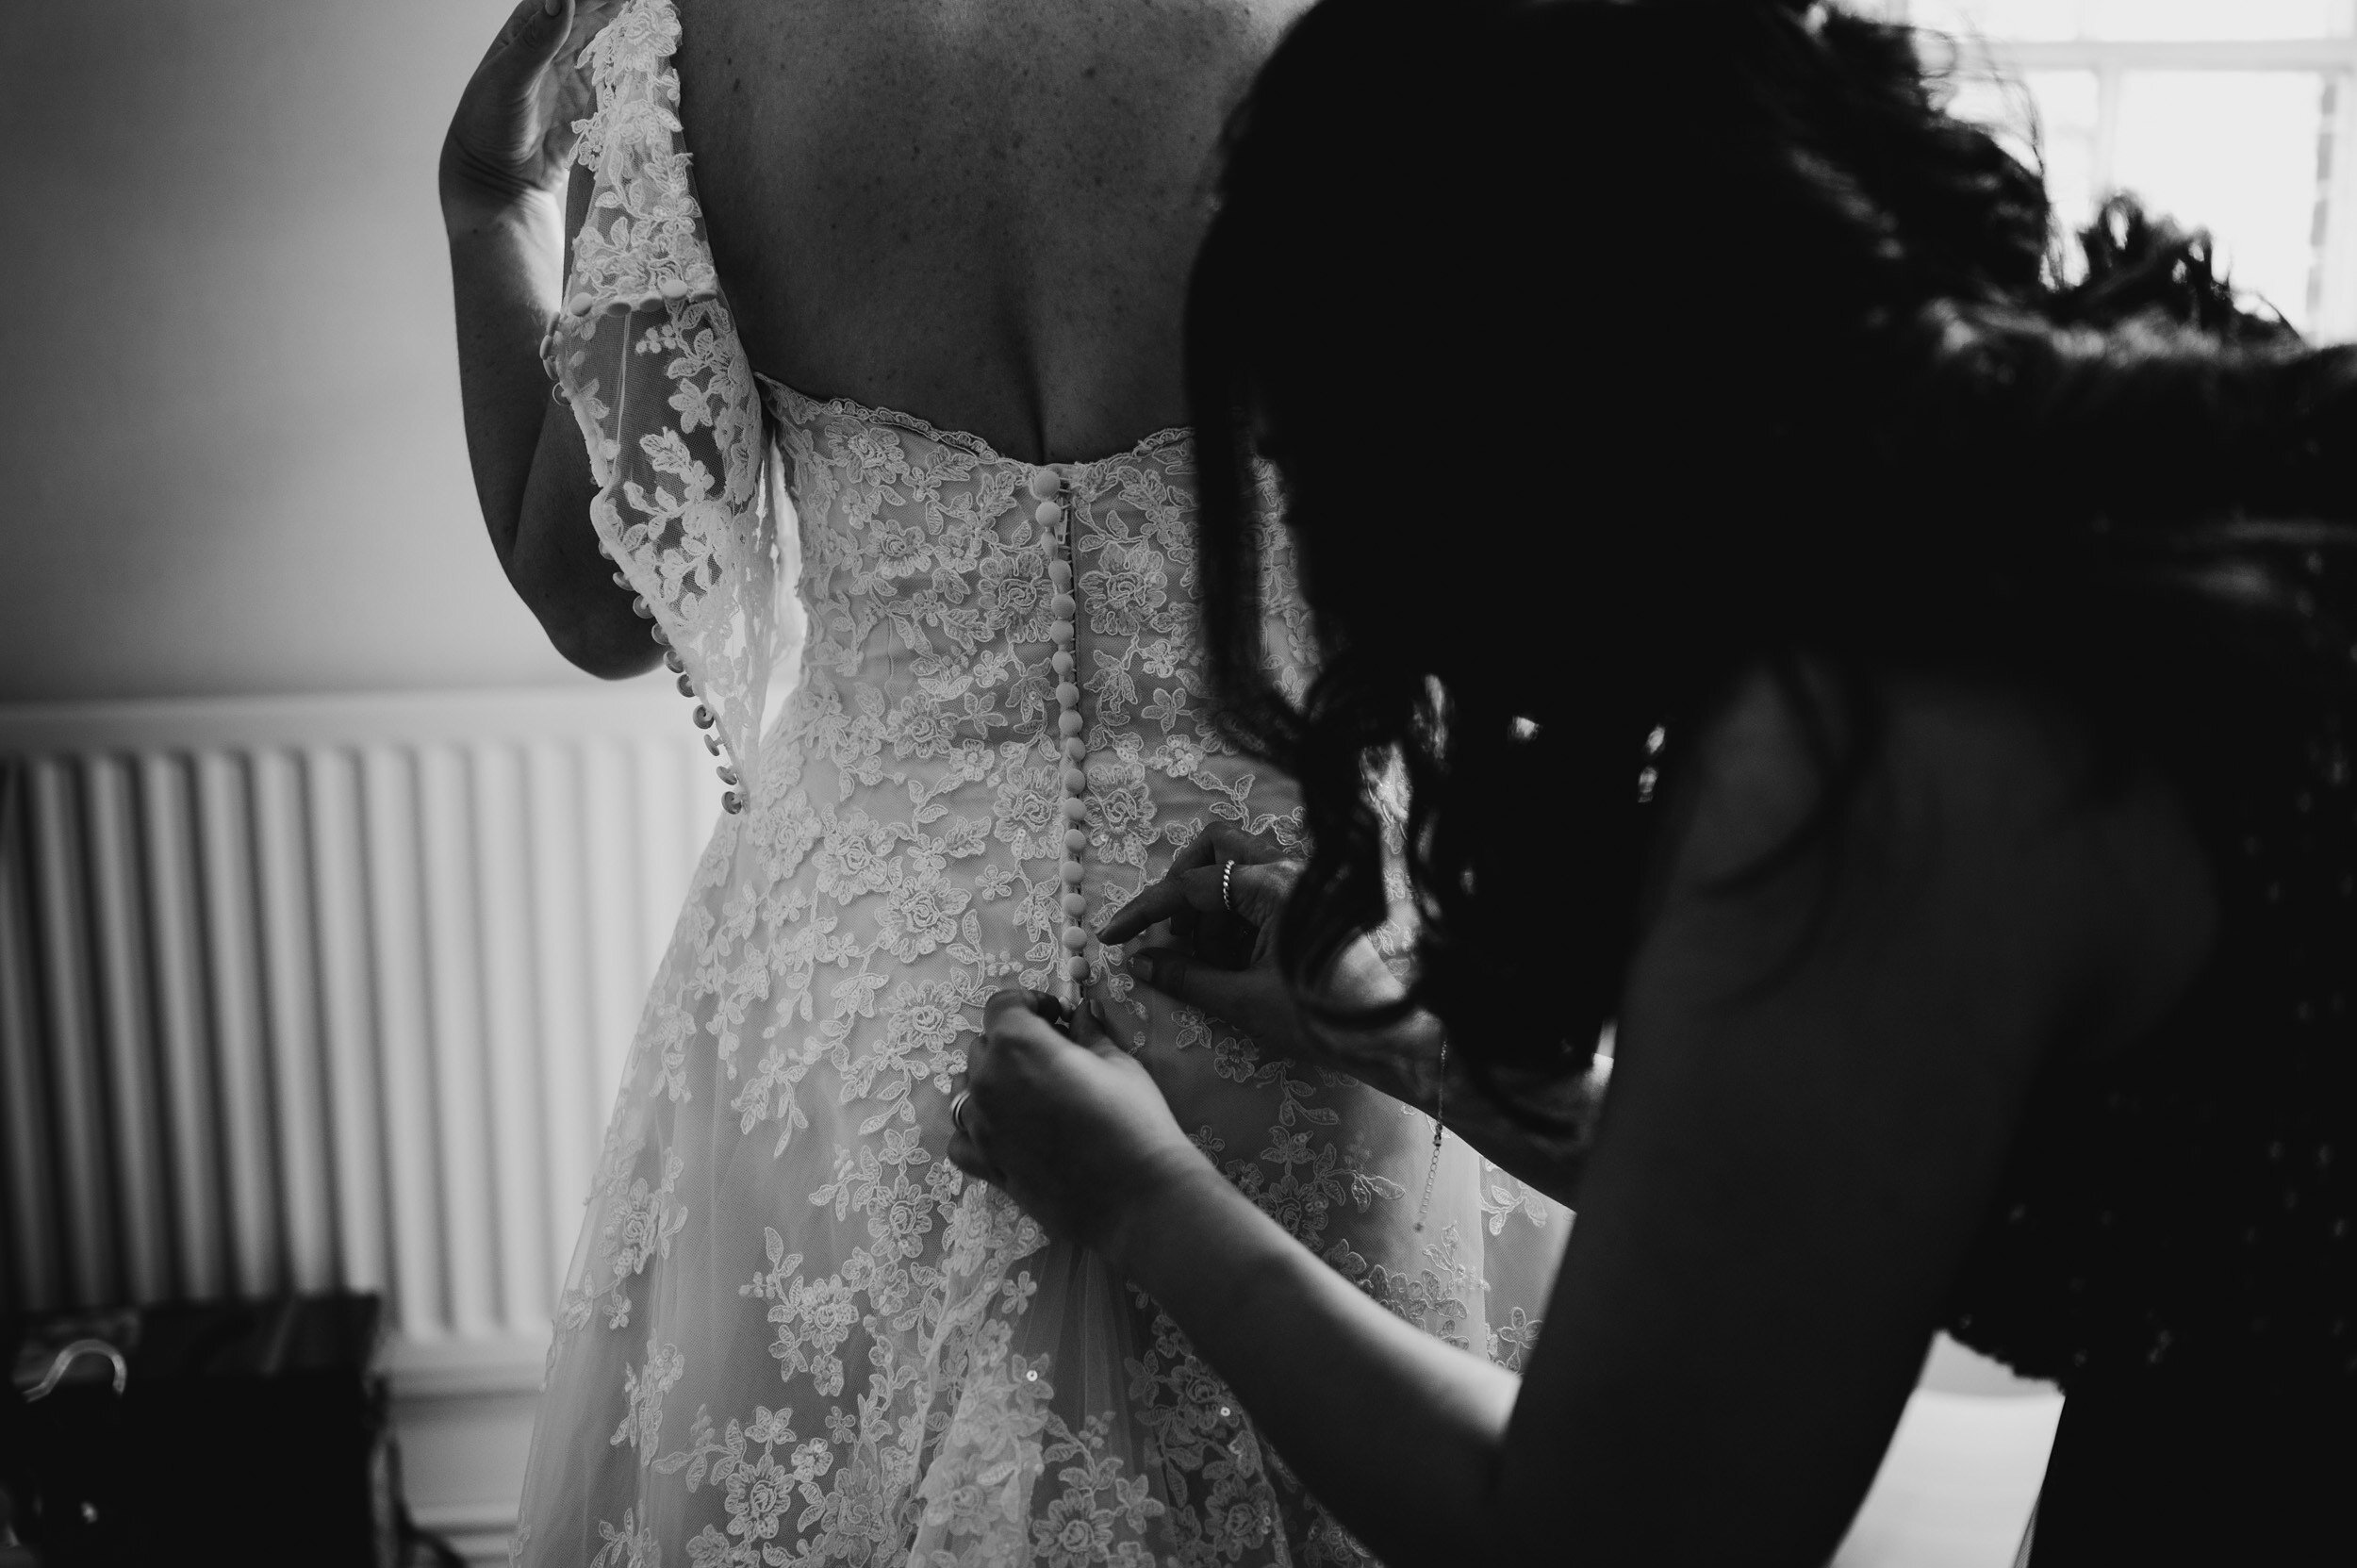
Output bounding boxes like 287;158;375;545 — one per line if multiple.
0;685;715;1345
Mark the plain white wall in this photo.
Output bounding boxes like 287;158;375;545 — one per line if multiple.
0;0;600;703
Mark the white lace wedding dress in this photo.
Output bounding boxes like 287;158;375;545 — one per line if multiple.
512;6;1565;1565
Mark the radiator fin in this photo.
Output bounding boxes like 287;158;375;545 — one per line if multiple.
0;694;708;1345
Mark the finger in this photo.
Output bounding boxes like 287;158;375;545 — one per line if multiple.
1101;866;1227;944
559;0;632;64
1071;998;1128;1059
1123;946;1295;1025
1200;822;1291;867
1166;826;1225;877
981;987;1058;1036
1101;877;1190;944
487;0;571;71
945;1127;1005;1186
1226;861;1298;927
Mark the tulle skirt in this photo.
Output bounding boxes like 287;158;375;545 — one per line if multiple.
511;717;1566;1568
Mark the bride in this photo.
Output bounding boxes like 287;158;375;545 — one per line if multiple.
439;2;1565;1562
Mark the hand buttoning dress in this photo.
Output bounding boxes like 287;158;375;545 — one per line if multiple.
512;7;1566;1564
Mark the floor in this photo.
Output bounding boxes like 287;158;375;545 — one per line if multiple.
1831;1338;2062;1568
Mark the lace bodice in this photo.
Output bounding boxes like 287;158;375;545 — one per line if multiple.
754;380;1310;993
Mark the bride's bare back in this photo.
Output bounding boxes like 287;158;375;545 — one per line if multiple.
673;0;1307;463
445;0;1303;672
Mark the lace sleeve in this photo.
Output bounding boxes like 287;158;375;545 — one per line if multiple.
546;0;781;795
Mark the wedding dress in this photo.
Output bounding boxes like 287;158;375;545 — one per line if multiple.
512;6;1565;1564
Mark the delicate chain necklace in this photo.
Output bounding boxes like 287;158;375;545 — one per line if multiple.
1412;1033;1446;1233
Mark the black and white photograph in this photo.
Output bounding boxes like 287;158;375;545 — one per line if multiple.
3;0;2353;1562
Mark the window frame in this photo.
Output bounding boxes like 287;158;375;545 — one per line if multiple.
1871;2;2357;337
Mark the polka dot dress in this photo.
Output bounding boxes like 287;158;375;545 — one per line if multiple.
1945;561;2357;1398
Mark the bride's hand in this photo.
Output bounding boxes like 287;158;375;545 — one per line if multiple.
948;991;1209;1255
1103;826;1445;1111
440;0;623;223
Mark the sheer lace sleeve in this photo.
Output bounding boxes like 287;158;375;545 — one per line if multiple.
546;0;781;793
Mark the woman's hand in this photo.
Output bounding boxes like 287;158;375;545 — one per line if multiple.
441;0;657;679
440;0;622;227
948;991;1211;1259
1111;825;1608;1204
1103;826;1444;1110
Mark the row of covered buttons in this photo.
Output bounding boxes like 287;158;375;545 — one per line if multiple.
1031;466;1091;1005
547;287;745;816
596;537;744;815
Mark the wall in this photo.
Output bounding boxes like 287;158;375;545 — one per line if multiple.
0;0;590;703
0;7;628;1556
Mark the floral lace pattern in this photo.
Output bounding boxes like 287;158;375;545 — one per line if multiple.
551;0;780;786
513;6;1568;1566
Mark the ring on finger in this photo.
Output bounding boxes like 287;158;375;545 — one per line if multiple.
949;1089;972;1134
1220;859;1237;915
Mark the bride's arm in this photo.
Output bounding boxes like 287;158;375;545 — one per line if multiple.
441;0;652;677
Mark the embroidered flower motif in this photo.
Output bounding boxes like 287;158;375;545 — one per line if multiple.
874;858;972;961
1086;770;1160;869
1037;1495;1116;1567
1079;540;1169;639
974;550;1050;644
813;809;896;905
728;1448;793;1542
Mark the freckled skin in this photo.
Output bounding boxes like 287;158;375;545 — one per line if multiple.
675;0;1309;464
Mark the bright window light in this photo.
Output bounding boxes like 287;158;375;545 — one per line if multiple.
1857;0;2357;337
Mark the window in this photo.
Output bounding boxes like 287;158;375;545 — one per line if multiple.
1862;0;2357;336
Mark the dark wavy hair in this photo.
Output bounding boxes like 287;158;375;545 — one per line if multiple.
1186;0;2357;1095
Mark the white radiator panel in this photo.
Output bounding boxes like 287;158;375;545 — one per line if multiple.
0;686;714;1346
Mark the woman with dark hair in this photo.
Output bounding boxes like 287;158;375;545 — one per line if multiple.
948;0;2357;1560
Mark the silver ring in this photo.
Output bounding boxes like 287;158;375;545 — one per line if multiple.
949;1090;971;1135
1220;859;1237;915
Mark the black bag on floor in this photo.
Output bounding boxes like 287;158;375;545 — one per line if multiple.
0;1294;431;1568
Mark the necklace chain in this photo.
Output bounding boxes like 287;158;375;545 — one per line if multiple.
1413;1033;1447;1232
